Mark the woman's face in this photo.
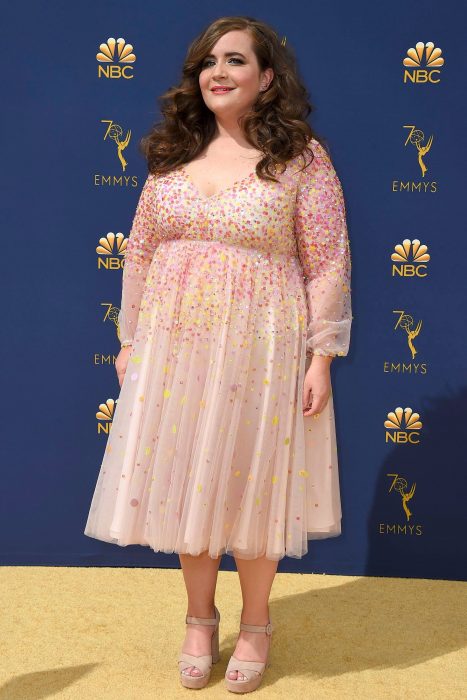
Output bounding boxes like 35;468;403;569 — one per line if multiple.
198;29;273;120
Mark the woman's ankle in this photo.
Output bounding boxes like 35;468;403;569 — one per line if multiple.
186;602;216;618
240;605;270;625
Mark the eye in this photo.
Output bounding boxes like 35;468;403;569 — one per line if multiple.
201;57;244;68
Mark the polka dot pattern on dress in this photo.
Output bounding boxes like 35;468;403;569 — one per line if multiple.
84;137;352;560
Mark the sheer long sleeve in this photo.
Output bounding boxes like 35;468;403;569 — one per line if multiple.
118;173;160;347
294;140;352;358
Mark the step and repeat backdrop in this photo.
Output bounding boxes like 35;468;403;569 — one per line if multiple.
2;1;466;580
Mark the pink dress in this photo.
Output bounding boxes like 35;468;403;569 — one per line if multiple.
84;137;352;560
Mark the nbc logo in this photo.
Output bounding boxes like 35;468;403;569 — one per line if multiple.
96;232;128;270
96;37;136;79
403;41;444;83
96;399;116;434
384;407;423;444
391;239;430;277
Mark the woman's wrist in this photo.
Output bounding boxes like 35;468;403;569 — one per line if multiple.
310;353;334;364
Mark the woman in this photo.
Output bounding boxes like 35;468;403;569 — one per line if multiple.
84;15;352;694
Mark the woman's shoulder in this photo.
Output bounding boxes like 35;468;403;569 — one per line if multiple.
288;137;330;170
284;137;338;187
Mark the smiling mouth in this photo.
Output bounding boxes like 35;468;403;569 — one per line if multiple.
211;87;235;93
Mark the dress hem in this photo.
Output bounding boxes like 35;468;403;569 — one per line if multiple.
83;521;342;562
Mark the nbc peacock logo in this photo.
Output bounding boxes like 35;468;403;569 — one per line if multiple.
402;41;444;83
96;232;128;270
391;239;430;277
96;37;136;79
96;399;116;434
384;407;423;445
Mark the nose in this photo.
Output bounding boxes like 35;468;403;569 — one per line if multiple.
211;63;228;80
212;71;227;81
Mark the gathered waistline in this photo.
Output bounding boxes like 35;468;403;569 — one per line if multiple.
160;237;300;266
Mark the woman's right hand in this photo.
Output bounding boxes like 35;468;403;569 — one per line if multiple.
115;346;132;387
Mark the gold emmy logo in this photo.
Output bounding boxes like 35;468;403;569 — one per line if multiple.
403;41;444;83
101;302;121;339
384;407;422;444
403;125;433;177
387;474;416;522
96;398;115;434
101;119;131;172
391;238;430;277
96;37;136;79
96;232;127;270
392;310;422;360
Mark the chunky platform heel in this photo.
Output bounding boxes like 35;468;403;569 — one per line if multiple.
178;605;221;689
224;620;273;693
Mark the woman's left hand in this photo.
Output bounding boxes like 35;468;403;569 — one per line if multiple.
302;355;333;417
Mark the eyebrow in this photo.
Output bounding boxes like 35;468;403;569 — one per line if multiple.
203;51;247;59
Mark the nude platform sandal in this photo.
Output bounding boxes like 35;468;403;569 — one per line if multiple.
178;605;221;689
224;620;273;693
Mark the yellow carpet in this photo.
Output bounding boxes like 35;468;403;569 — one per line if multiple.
0;566;466;699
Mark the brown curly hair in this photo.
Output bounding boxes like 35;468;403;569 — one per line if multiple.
139;15;329;183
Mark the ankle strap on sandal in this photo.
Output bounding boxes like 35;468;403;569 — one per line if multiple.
240;621;273;635
186;606;220;626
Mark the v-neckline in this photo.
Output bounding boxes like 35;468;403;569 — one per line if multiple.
179;166;257;201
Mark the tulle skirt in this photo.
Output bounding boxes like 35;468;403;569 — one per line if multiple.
84;239;342;560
